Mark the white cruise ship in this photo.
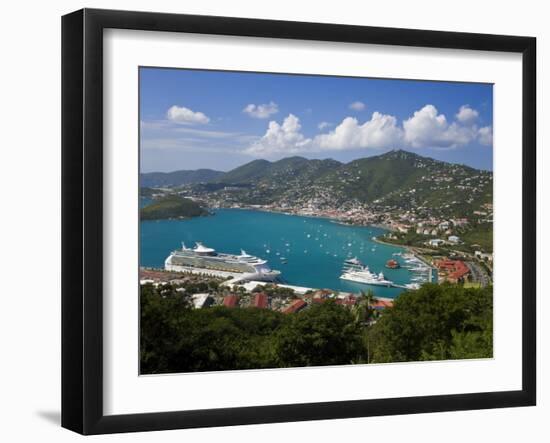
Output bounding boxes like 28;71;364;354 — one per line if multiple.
165;242;281;281
340;258;394;287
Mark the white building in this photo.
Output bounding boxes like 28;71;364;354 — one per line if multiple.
191;293;212;309
428;238;445;247
448;235;461;244
474;251;493;261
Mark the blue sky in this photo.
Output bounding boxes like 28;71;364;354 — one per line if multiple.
140;67;493;173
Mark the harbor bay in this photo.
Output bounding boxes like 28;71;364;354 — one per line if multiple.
140;208;423;298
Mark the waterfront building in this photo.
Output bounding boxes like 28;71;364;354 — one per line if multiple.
282;299;307;314
223;294;239;308
252;293;268;309
191;293;211;309
428;238;445;247
435;259;470;283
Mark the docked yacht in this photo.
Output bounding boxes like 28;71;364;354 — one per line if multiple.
340;258;394;287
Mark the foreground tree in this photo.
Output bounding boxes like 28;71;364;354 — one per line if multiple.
274;301;366;367
368;283;493;363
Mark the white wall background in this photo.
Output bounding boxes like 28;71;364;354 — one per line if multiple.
0;1;546;441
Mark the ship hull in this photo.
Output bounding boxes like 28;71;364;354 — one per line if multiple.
340;274;393;287
165;256;280;282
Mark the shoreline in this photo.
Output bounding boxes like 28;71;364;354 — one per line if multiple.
212;205;393;231
372;236;437;278
140;266;398;304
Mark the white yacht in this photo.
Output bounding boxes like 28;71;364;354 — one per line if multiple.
340;258;394;287
165;242;281;281
404;282;421;290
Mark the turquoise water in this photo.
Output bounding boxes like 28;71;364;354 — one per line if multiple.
140;207;415;298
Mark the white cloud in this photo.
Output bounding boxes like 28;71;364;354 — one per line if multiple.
243;101;279;119
166;105;210;124
245;114;312;156
403;104;477;149
246;112;402;156
478;126;493;146
314;112;403;151
245;104;491;157
456;105;479;124
349;101;366;111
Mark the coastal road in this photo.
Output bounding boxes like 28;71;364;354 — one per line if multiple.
466;261;490;287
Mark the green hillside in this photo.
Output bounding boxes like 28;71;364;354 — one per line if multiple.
218;157;341;185
216;159;271;184
155;150;492;221
140;195;209;220
197;150;492;217
140;169;223;187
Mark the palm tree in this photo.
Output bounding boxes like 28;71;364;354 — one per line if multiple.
352;289;379;363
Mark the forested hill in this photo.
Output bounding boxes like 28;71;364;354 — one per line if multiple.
215;156;343;185
140;150;493;218
140;168;224;187
140;195;209;220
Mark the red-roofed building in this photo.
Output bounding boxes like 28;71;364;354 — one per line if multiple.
223;294;239;308
311;289;334;304
435;259;470;283
252;293;268;309
282;299;307;314
372;299;394;309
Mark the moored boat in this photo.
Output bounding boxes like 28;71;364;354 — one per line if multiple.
340;259;395;287
385;259;400;269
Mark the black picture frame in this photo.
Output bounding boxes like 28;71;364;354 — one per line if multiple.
62;8;536;435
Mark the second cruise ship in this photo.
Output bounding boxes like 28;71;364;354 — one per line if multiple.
339;257;394;287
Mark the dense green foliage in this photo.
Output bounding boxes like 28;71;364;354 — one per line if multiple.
141;282;493;374
140;168;224;187
459;223;494;252
368;283;493;363
275;302;366;367
140;194;208;220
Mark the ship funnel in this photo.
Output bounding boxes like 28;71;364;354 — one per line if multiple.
181;242;187;250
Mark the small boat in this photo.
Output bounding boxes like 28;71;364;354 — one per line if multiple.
385;259;400;269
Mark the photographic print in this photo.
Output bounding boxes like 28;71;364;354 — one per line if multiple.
139;67;494;374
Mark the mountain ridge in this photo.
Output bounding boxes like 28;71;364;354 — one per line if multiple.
140;168;224;188
140;150;492;219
